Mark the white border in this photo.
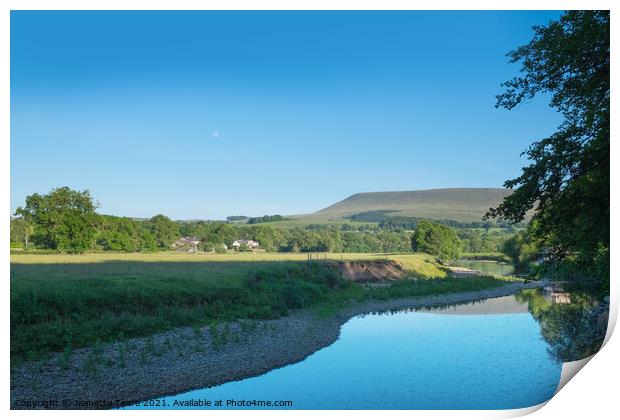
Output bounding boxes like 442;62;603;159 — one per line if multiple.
0;1;615;11
2;2;617;419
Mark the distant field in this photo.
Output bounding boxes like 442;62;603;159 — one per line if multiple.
11;251;415;264
10;252;447;281
262;215;378;229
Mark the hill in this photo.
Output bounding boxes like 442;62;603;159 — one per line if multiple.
313;188;514;223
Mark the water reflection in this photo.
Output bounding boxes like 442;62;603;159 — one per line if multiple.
515;284;609;362
367;284;609;364
542;285;572;304
456;260;516;277
129;285;609;410
365;295;530;316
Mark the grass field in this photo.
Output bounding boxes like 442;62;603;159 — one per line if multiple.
11;251;396;264
10;252;449;278
11;252;510;362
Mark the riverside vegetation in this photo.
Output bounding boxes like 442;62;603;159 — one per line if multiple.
10;186;526;363
11;251;515;363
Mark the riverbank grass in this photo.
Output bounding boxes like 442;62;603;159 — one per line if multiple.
11;252;509;362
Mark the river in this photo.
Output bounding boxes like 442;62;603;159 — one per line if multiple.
456;259;517;277
126;278;607;410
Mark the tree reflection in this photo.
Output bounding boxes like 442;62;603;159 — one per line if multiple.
515;286;608;362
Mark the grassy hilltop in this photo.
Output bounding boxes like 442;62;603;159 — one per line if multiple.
313;188;514;222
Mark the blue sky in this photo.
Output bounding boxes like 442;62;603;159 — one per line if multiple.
11;11;563;220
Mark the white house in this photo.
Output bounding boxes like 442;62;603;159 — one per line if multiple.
231;239;259;249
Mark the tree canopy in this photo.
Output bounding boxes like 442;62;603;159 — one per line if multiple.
95;215;157;252
487;11;609;282
15;187;98;253
411;220;461;261
147;214;181;249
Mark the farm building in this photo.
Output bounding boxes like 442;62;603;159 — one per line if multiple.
172;236;201;252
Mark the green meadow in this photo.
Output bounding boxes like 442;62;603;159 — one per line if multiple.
10;252;510;362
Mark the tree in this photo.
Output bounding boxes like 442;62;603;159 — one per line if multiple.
10;217;33;249
502;226;543;268
15;187;98;253
179;221;210;240
486;11;609;282
148;214;180;249
251;225;285;252
411;220;461;261
207;222;237;246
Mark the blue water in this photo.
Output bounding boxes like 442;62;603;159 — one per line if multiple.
128;296;562;410
457;260;516;277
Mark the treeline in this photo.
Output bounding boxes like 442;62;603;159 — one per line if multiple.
225;215;248;222
458;229;510;255
11;187;516;258
347;210;525;230
10;188;177;253
247;214;289;224
179;220;413;253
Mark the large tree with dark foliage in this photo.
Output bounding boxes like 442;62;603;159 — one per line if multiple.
411;220;461;261
147;214;181;249
486;11;609;282
15;187;98;253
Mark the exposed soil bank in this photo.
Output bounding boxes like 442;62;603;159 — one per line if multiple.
10;280;542;410
336;260;406;282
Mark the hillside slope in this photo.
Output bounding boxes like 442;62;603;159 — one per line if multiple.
315;188;513;222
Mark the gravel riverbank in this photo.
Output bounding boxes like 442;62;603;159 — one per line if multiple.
10;280;542;409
